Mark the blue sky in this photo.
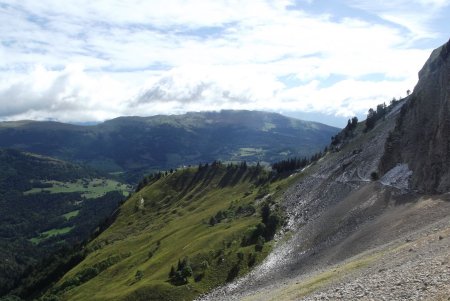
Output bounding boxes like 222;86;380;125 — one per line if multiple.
0;0;449;127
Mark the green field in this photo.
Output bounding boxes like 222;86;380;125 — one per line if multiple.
234;148;265;158
63;210;80;220
30;226;74;244
262;122;276;131
46;165;299;301
25;178;131;199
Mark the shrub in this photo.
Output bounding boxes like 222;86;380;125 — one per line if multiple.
209;216;217;226
255;236;265;252
226;264;240;282
248;253;256;267
169;257;193;285
370;172;379;181
135;270;144;281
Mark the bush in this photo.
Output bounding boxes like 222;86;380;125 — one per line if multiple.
135;270;144;281
264;214;281;241
209;216;217;226
247;253;256;267
255;236;265;252
370;172;379;181
169;257;193;285
226;264;240;282
39;295;60;301
169;266;176;278
77;267;99;282
194;273;204;282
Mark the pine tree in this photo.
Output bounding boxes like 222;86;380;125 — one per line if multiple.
169;265;176;278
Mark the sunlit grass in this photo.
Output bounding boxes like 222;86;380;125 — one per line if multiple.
30;226;74;244
24;178;131;198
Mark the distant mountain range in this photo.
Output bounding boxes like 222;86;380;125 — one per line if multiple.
0;110;339;181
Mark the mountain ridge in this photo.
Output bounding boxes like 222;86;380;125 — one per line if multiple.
0;110;339;181
37;163;295;301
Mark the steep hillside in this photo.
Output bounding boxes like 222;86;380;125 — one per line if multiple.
39;163;297;301
11;42;450;301
197;41;450;300
0;149;131;297
0;110;338;180
380;38;450;193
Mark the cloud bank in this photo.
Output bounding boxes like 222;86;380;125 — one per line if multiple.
0;0;449;125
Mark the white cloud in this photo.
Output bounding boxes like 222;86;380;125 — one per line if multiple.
0;0;448;124
0;65;134;122
345;0;450;40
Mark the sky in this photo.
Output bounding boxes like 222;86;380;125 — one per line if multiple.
0;0;449;127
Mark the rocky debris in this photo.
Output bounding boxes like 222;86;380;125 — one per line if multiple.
198;101;403;301
380;163;412;191
303;218;450;301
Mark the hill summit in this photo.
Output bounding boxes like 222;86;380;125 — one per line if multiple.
0;110;338;180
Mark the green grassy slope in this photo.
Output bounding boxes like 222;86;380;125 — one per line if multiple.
48;164;296;301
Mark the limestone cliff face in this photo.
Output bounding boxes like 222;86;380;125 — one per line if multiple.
380;39;450;193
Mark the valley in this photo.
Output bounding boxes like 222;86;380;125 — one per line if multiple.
1;38;450;301
0;111;335;301
0;110;338;181
0;149;131;296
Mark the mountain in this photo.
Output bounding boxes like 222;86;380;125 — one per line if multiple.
0;110;339;180
7;41;450;301
4;41;450;301
197;39;450;300
21;163;296;301
9;41;450;301
380;40;450;193
0;149;131;297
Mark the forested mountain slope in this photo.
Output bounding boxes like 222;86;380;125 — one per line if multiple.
0;111;338;180
39;163;297;301
0;149;130;297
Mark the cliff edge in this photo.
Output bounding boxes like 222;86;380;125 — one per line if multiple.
380;39;450;193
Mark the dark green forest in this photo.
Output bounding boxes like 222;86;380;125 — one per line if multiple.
0;149;127;297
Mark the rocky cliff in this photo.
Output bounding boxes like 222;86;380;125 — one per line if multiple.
380;39;450;193
199;40;450;301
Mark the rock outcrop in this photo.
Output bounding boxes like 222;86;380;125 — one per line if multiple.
380;39;450;193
